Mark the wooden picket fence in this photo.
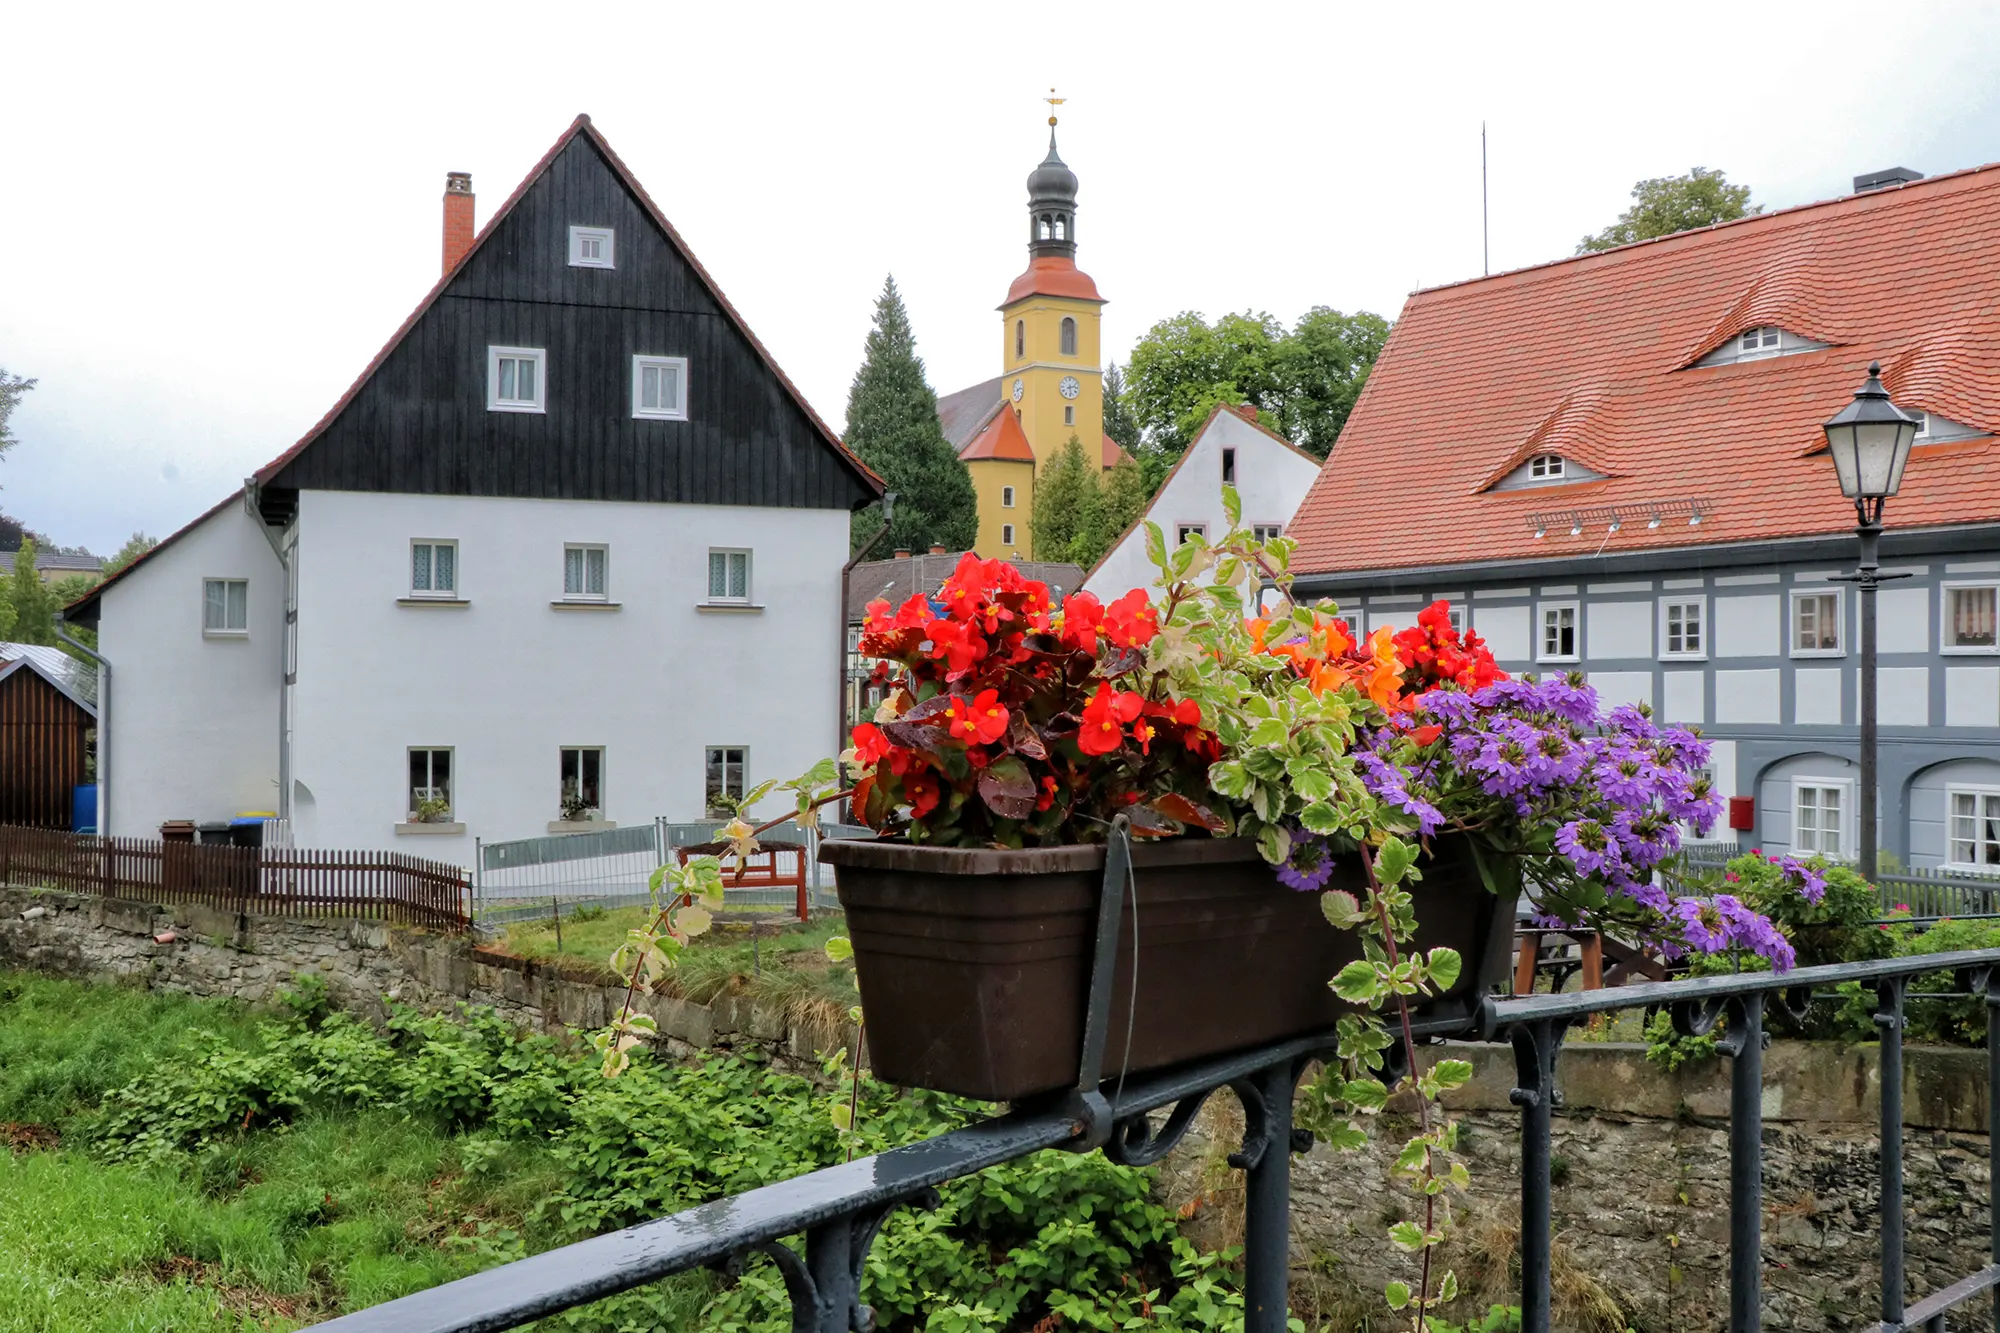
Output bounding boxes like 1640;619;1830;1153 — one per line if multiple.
0;824;469;932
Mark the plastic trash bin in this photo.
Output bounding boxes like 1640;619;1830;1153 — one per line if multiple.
196;822;232;845
228;817;267;849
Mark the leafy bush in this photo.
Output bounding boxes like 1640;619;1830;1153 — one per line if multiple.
71;980;1262;1329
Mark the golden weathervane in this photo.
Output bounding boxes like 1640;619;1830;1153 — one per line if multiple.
1045;87;1065;128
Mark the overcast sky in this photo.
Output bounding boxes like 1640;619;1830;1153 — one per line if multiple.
8;1;2000;553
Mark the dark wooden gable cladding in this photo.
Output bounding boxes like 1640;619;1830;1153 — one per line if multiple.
0;665;91;830
265;134;871;511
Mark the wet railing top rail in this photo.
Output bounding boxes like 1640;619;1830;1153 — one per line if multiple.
1488;947;2000;1026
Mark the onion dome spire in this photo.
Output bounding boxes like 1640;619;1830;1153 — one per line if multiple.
1027;89;1078;260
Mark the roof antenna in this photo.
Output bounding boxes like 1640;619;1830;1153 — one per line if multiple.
1481;121;1490;277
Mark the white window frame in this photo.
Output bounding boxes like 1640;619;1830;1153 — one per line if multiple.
1528;453;1565;480
1222;447;1238;486
1790;776;1855;860
1445;605;1466;635
1944;785;2000;873
409;539;458;599
1538;600;1580;663
1341;608;1365;640
1909;410;1931;441
1064;405;1075;426
1251;523;1284;542
562;543;609;602
707;548;752;604
1789;587;1846;658
631;354;689;421
1001;486;1016;508
559;745;605;816
1941;581;2000;655
202;577;249;636
488;346;547;414
1659;596;1707;661
568;226;615;268
1002;524;1017;546
408;746;454;821
1738;326;1783;359
705;745;748;818
1175;522;1208;546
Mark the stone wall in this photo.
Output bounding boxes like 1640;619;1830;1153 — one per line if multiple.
1158;1040;1994;1332
0;885;831;1065
4;883;1992;1330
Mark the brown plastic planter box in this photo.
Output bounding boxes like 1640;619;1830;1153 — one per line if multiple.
821;835;1518;1103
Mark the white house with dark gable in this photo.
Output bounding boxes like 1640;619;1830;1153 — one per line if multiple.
65;116;880;863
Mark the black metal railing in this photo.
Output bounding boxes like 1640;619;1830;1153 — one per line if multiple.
300;945;2000;1333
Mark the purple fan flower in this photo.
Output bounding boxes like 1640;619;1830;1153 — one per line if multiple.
1276;833;1336;892
1554;818;1620;877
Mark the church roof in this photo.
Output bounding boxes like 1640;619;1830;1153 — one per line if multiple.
960;405;1036;462
1102;433;1129;470
1002;257;1104;307
937;376;1006;450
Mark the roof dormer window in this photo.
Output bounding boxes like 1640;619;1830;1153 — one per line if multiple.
1910;410;1931;440
1528;453;1565;480
1739;326;1782;358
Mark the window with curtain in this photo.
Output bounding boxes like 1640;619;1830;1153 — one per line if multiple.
203;578;248;634
563;545;608;600
1948;789;2000;868
1948;585;1998;648
411;541;457;597
708;549;751;602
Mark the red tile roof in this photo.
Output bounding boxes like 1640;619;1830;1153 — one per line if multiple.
959;404;1036;462
1101;433;1128;469
1288;165;2000;577
1001;256;1104;306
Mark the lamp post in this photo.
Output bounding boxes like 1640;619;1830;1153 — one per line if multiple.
1821;362;1919;884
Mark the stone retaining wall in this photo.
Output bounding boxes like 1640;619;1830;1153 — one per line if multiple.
3;882;1992;1330
0;885;829;1065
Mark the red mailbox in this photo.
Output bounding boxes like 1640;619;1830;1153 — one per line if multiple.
1727;796;1755;832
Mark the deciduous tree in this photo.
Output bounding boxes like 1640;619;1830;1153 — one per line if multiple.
842;276;978;555
1123;307;1387;477
101;532;158;578
7;541;54;645
0;368;35;466
1578;167;1758;254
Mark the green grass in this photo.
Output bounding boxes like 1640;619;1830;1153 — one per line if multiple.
0;973;717;1332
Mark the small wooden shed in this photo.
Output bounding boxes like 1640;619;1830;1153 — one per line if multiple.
0;645;96;829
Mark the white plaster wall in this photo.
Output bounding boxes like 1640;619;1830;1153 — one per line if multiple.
1714;595;1780;657
1945;666;2000;727
97;500;285;837
1879;667;1931;727
1661;670;1704;724
1714;669;1781;724
1878;586;1930;647
1085;412;1321;599
1477;603;1531;664
289;491;849;866
1794;668;1844;726
1585;601;1651;660
1585;671;1652;708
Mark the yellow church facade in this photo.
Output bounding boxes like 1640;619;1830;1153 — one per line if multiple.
936;119;1124;562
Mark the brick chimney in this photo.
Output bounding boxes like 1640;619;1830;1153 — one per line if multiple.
929;545;947;555
442;173;475;274
892;549;911;559
1238;403;1259;422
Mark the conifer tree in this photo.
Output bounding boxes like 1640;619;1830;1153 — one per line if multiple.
7;540;50;644
1099;453;1149;549
1031;435;1106;565
1102;361;1142;458
842;276;978;555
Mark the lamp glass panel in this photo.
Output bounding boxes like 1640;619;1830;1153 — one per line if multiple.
1824;424;1861;497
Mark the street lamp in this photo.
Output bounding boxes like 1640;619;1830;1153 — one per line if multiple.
1821;362;1920;883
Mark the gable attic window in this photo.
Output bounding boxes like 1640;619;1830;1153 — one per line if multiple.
568;226;615;268
632;355;689;421
1528;453;1565;480
203;578;248;636
488;347;546;413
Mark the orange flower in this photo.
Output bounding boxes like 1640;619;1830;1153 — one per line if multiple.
946;688;1010;745
1077;682;1144;755
1102;590;1159;649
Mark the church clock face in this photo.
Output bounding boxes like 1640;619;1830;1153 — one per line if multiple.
1059;375;1081;400
1011;378;1025;402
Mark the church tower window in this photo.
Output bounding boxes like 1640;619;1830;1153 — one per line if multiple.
1015;321;1024;359
1038;214;1053;240
1060;317;1077;356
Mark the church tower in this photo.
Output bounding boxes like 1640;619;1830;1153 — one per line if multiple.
943;100;1117;563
